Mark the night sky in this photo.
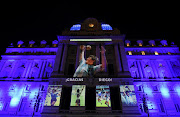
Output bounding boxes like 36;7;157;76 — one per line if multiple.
0;2;179;56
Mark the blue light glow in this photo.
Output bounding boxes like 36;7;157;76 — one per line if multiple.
144;86;153;97
10;97;20;107
8;60;15;61
160;86;169;98
101;24;113;30
70;24;81;31
176;86;180;96
70;24;113;31
0;102;3;111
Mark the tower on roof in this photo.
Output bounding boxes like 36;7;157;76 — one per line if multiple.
62;18;120;36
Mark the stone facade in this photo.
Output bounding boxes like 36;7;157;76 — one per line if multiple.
0;18;180;117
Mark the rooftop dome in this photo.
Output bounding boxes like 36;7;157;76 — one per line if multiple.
70;23;113;31
62;18;120;35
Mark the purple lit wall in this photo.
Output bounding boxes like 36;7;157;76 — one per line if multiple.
126;39;180;116
0;81;48;116
0;40;57;116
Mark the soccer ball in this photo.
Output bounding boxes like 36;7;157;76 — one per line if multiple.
86;45;91;50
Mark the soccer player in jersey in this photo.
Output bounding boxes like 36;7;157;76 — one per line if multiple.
73;45;107;77
97;87;104;105
75;86;85;106
104;91;110;107
50;89;61;106
122;85;133;105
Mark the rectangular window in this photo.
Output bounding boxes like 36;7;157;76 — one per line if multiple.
25;85;31;91
139;43;142;46
141;51;145;55
153;86;158;91
18;44;21;47
40;85;45;91
53;44;57;47
155;51;159;55
128;51;132;55
138;85;142;91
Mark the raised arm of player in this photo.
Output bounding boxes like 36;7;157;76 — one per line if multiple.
79;86;85;96
79;45;86;62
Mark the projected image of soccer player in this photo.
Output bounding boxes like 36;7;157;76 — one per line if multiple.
120;85;137;106
70;85;86;107
44;85;62;106
73;45;107;77
96;85;111;107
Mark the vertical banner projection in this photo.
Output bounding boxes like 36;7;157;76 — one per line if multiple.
96;85;111;107
70;85;86;106
120;85;137;106
44;85;62;106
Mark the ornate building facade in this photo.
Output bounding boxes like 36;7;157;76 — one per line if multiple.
0;18;180;117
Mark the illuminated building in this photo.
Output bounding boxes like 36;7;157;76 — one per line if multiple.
0;18;180;117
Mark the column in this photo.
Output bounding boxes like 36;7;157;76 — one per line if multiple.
25;60;33;78
0;60;6;72
53;43;63;73
75;46;80;69
147;60;155;78
96;45;100;65
37;61;43;78
114;44;122;73
40;60;47;78
60;44;68;73
0;60;8;77
139;61;146;79
119;42;129;72
166;60;175;78
136;60;143;78
9;60;18;78
22;60;29;78
101;44;107;72
151;60;159;78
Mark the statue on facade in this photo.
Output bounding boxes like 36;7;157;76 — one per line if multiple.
144;65;153;78
129;62;138;78
45;63;53;78
3;64;12;78
31;63;39;78
15;64;25;78
171;61;180;77
158;63;167;78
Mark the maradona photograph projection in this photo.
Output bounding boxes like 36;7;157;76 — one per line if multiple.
44;85;62;106
120;85;137;106
73;45;107;78
70;85;86;106
96;85;111;107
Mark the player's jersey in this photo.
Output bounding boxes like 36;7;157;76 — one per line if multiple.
73;57;101;77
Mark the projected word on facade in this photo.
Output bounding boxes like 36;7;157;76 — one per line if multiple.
99;78;112;82
66;78;84;82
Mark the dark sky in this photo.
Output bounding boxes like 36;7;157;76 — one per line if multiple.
0;1;179;56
